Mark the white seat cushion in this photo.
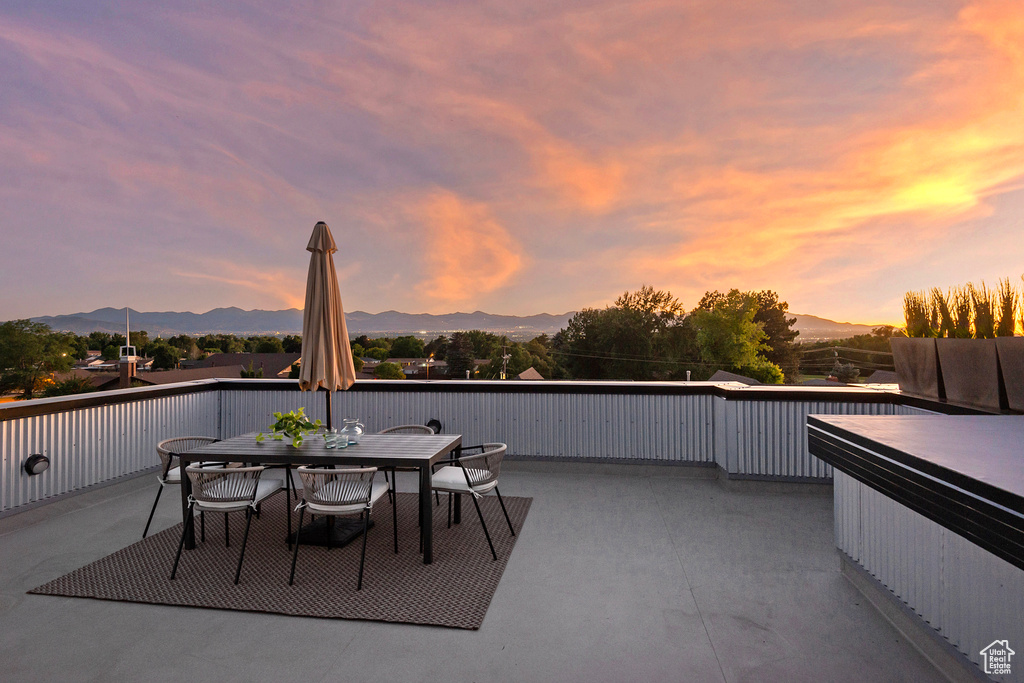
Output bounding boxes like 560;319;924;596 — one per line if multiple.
195;477;282;511
253;477;285;504
164;462;224;484
257;467;303;490
431;466;497;495
260;467;290;484
306;480;389;515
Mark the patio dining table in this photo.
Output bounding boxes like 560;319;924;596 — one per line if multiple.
177;432;462;564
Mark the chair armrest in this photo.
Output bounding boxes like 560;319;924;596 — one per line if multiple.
430;444;488;474
456;451;491;468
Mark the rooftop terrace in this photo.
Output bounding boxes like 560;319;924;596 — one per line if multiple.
1;462;943;682
0;379;977;681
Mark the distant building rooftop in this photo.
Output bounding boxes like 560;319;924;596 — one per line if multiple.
197;353;300;378
134;366;248;385
864;370;898;384
708;370;761;385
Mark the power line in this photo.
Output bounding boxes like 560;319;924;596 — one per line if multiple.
800;346;893;357
547;348;735;369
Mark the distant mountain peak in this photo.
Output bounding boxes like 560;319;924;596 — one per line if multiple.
789;313;886;341
30;307;886;342
31;308;578;338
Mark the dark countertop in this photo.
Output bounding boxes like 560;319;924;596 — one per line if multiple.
808;415;1024;571
808;415;1024;502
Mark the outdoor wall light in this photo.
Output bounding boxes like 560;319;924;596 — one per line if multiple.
426;419;443;434
24;454;50;476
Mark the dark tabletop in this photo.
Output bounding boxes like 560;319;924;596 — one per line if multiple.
181;432;462;469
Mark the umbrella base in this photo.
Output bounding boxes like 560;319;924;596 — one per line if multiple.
289;517;374;548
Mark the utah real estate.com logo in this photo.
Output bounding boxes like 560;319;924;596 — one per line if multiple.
980;640;1014;676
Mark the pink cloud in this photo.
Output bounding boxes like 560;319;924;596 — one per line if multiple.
412;190;525;307
172;259;308;310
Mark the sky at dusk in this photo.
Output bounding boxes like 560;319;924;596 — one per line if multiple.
2;0;1023;325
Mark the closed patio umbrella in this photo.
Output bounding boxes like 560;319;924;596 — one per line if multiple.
299;221;356;429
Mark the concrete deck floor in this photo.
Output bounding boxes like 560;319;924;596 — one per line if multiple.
0;463;944;683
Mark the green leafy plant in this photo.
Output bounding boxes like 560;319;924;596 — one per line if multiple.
256;408;322;448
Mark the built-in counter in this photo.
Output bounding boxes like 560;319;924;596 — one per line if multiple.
809;415;1024;682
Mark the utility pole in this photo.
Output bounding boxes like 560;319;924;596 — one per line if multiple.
500;344;511;380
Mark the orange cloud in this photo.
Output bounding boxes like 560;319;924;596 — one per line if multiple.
533;141;625;212
413;191;524;306
300;17;630;214
172;260;308;310
607;0;1024;313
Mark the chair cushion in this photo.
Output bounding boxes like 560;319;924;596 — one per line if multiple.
306;480;389;515
431;466;497;495
253;477;285;504
164;462;224;484
195;477;282;511
257;466;303;490
259;467;291;485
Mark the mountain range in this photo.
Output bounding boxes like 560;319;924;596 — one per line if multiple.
31;307;575;339
31;307;884;341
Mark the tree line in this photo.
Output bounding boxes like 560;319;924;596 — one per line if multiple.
349;330;561;381
1;285;803;398
351;286;802;383
0;323;305;398
551;286;797;383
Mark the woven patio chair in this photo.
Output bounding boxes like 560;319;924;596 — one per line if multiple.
377;424;436;503
143;436;220;538
377;424;436;435
289;466;392;590
170;465;283;585
430;443;515;561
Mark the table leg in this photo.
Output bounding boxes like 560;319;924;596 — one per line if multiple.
420;464;432;564
180;461;195;550
454;493;462;524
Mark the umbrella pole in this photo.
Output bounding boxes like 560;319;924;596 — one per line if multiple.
325;388;333;430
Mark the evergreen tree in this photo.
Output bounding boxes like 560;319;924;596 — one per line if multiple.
446;332;475;379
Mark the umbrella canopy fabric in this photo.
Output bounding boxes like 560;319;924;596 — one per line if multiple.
299;222;356;404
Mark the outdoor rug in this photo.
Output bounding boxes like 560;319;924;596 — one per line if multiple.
29;492;531;630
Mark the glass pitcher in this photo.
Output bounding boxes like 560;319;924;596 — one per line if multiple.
339;418;364;445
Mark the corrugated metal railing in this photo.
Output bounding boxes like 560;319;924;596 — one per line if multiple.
1;379;929;514
220;386;717;463
716;398;933;480
1;389;218;514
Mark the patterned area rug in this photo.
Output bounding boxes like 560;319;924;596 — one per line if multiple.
29;492;531;630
